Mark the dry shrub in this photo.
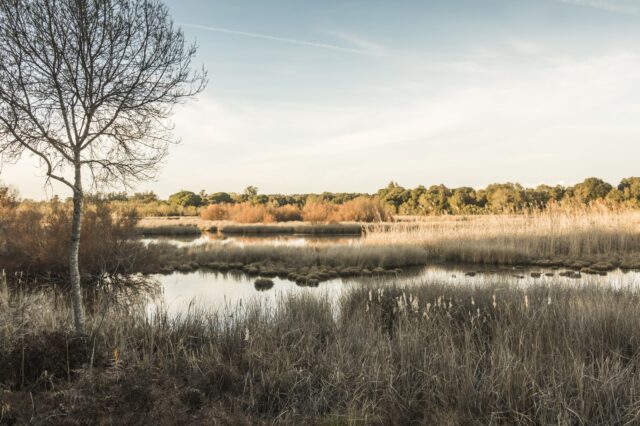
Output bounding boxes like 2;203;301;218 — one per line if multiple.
200;204;229;221
0;200;140;278
272;204;302;222
302;201;336;223
228;203;274;223
333;197;389;222
197;199;387;224
200;203;303;223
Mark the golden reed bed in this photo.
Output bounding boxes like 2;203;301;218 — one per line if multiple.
364;205;640;266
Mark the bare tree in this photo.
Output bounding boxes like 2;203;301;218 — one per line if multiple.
0;0;207;334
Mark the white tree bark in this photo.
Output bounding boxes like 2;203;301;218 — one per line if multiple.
69;164;86;334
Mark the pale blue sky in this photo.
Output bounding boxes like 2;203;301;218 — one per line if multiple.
4;0;640;198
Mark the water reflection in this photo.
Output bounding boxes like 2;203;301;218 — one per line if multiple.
153;265;640;316
141;233;361;248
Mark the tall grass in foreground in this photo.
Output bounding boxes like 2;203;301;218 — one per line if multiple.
365;204;640;265
2;283;640;424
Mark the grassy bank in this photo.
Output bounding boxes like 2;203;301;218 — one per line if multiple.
141;243;426;281
137;217;363;236
3;282;640;424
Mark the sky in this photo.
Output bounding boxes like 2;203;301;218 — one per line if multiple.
3;0;640;199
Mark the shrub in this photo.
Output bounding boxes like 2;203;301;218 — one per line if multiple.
332;197;389;222
200;204;229;221
168;190;203;207
272;205;302;222
228;202;274;223
0;200;140;281
302;201;335;223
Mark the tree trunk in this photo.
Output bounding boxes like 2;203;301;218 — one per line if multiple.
70;164;86;335
0;269;8;309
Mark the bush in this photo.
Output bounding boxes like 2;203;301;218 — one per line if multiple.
200;204;229;221
271;205;302;222
0;200;141;280
227;203;274;223
333;197;389;222
301;201;335;223
200;203;303;223
168;190;203;207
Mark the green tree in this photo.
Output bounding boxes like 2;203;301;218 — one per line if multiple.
377;182;409;214
418;185;451;215
131;191;159;203
208;192;234;204
0;182;17;208
618;177;640;202
485;183;526;213
572;178;613;204
449;187;479;214
169;190;203;207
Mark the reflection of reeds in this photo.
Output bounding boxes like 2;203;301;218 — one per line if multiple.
137;217;363;236
4;283;640;424
136;224;203;236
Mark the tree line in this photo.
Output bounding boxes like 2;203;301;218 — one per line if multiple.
76;176;640;216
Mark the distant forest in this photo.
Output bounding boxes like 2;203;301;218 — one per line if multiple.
62;177;640;217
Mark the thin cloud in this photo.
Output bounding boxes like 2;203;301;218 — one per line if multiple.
558;0;638;15
179;23;383;56
326;30;385;54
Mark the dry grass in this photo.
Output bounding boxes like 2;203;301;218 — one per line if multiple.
137;217;363;236
133;205;640;275
365;205;640;266
3;282;640;424
140;242;426;276
0;201;141;278
199;197;388;224
219;223;362;235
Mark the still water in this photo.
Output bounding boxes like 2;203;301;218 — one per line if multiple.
141;233;361;248
153;266;640;316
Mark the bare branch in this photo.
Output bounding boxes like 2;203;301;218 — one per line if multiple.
0;0;207;190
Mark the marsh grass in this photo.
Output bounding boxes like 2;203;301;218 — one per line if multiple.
365;205;640;267
219;223;362;236
141;242;427;276
135;206;640;278
3;282;640;424
137;217;363;236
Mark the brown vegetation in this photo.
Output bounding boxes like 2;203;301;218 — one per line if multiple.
365;204;640;266
139;242;424;277
0;201;142;280
200;197;388;223
3;283;640;424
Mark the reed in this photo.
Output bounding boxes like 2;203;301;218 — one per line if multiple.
364;204;640;266
219;223;362;235
140;242;427;275
3;282;640;424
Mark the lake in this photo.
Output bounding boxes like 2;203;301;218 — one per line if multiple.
152;265;640;316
